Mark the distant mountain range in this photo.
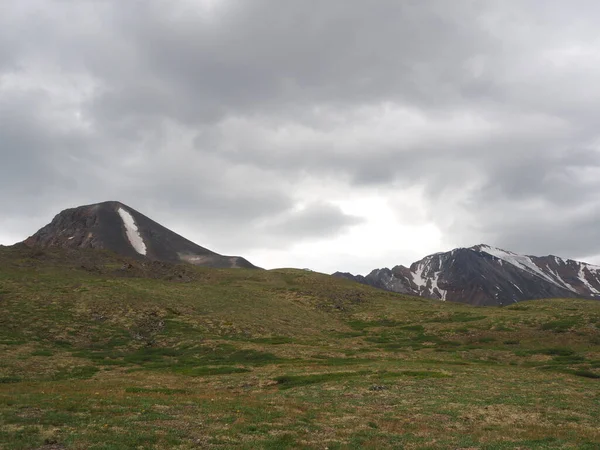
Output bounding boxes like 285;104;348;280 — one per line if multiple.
20;201;600;306
334;244;600;306
23;201;256;269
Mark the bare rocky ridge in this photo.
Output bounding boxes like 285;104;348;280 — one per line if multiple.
23;201;257;269
334;244;600;306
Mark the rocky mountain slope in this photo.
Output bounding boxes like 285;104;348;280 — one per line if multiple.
23;201;256;269
334;244;600;305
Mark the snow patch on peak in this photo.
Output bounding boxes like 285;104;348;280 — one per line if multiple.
117;207;147;256
472;244;497;252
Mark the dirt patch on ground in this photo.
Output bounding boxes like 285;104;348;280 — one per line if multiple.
458;404;545;427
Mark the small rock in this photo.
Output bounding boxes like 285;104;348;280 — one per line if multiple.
368;384;388;391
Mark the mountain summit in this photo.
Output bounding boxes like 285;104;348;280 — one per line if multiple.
24;201;256;269
334;244;600;306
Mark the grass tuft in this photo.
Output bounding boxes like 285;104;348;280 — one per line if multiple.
573;369;600;379
275;371;370;389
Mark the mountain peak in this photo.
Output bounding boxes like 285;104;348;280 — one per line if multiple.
335;244;600;306
23;201;257;269
470;243;508;252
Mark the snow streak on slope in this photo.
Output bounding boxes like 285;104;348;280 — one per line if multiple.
543;259;575;291
410;255;447;301
479;244;600;296
117;207;147;255
430;270;447;300
578;264;600;294
477;245;566;288
412;262;427;292
546;256;581;292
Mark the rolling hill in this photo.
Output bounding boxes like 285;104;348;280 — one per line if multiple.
1;244;599;449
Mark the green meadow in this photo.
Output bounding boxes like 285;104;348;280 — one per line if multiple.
1;245;599;449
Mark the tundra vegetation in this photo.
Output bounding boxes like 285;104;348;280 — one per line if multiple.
1;245;599;449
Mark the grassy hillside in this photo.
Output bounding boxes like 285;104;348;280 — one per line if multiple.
1;245;599;449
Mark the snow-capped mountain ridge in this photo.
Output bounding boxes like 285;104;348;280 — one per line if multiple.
476;244;600;294
334;244;600;306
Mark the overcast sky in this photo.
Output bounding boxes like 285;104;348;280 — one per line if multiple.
2;0;600;274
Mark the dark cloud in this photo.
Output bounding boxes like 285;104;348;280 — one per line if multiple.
263;202;363;240
2;0;600;270
76;0;497;126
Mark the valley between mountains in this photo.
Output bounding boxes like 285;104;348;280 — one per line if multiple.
1;201;599;449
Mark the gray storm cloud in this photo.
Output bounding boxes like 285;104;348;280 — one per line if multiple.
2;0;600;270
